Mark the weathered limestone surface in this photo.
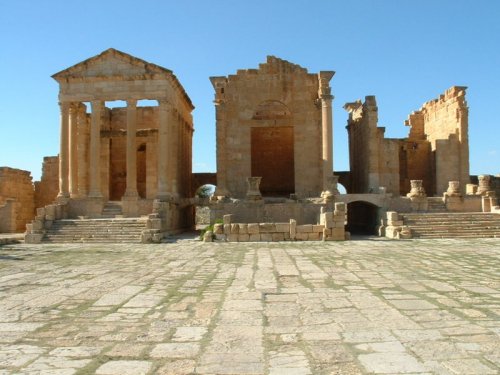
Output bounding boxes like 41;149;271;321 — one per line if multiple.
344;86;470;198
344;97;400;195
405;86;469;195
34;156;59;210
0;167;35;232
210;56;334;199
0;239;498;374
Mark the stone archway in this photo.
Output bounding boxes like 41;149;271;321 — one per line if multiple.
346;201;380;235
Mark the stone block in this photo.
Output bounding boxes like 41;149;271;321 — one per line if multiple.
238;233;250;242
260;233;273;242
223;224;231;234
345;231;351;240
230;224;239;234
308;232;321;241
247;223;260;234
25;233;43;243
312;225;324;233
215;234;226;241
295;232;308;241
227;234;239;242
284;232;291;240
223;214;233;225
238;223;248;234
32;220;44;231
44;220;53;229
290;219;297;240
147;218;162;230
275;223;290;232
272;232;285;241
332;228;344;237
387;211;399;222
249;233;261;241
296;224;313;233
259;223;275;233
334;202;346;212
152;233;163;243
387;220;403;226
213;223;223;235
203;231;213;242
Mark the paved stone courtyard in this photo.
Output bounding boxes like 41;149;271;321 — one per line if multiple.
0;237;499;374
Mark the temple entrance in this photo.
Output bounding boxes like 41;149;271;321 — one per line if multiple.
137;143;146;198
346;201;379;235
251;126;294;196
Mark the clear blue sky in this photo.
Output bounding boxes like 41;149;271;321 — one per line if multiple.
1;0;499;181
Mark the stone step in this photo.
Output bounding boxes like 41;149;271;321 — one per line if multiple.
42;218;147;243
400;212;500;239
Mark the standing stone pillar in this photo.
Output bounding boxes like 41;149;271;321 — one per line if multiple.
319;71;335;194
157;99;171;200
169;111;179;197
68;103;79;197
214;99;229;197
57;102;70;199
88;100;103;198
124;99;138;197
77;103;88;197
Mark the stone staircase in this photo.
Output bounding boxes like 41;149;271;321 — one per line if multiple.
42;218;147;243
401;212;500;239
101;201;123;218
427;197;447;212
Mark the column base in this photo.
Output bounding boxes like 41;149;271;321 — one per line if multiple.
88;191;103;199
122;195;139;217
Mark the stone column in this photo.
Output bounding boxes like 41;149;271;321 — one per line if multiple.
88;100;103;198
157;99;171;200
124;99;138;197
169;111;179;197
319;71;335;193
68;103;79;197
214;99;229;197
77;104;88;197
57;102;70;199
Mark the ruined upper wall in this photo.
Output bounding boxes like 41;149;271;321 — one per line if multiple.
344;96;400;195
34;156;59;210
406;86;468;148
0;167;35;232
405;86;469;194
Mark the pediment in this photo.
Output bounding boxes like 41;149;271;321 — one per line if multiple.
52;48;172;81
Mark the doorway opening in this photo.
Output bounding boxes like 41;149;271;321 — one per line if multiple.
346;201;379;235
251;126;294;196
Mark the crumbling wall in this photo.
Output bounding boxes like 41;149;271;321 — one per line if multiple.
0;167;35;232
344;96;400;195
34;156;59;209
405;86;469;194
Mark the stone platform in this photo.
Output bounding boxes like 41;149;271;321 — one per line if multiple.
0;238;498;374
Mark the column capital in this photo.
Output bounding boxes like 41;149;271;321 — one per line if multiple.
58;101;70;112
320;94;334;103
126;99;138;107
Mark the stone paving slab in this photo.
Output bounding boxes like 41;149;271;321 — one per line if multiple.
0;238;499;374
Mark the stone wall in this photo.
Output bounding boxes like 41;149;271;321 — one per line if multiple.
209;204;347;242
344;96;400;195
405;86;469;195
211;56;328;199
34;156;59;209
0;167;35;232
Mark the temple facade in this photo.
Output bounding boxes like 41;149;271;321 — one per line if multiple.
51;48;194;220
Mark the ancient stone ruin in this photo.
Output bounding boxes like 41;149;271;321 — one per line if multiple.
0;49;498;242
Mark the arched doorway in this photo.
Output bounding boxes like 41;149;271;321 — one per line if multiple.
346;201;379;235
